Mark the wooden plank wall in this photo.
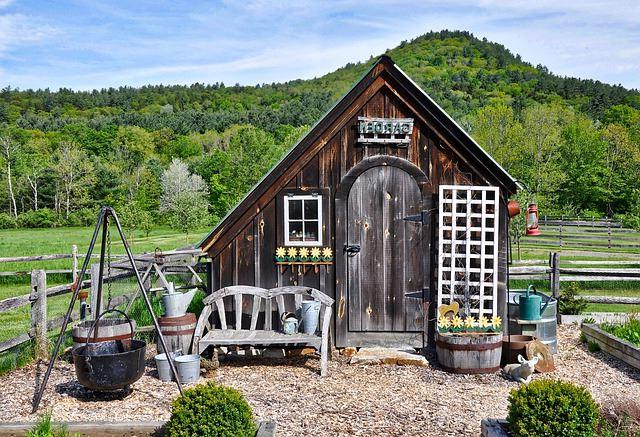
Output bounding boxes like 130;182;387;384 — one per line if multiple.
207;83;504;338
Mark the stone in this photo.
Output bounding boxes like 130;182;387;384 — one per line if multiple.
262;348;286;358
349;347;428;367
342;347;357;358
287;347;317;357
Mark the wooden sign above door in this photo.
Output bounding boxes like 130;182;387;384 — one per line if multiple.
357;117;414;146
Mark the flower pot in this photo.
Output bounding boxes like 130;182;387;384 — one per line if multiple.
436;332;503;374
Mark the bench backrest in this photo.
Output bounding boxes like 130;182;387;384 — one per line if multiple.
202;285;334;332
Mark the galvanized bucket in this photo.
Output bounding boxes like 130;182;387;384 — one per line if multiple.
175;354;200;383
301;300;321;335
154;350;182;382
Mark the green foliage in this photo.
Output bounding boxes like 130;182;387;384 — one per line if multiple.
601;317;640;346
559;282;588;315
579;332;587;343
17;208;57;228
1;30;640;224
587;340;601;352
64;208;98;227
507;379;600;437
164;382;256;437
27;411;71;437
118;202;154;238
582;317;596;325
0;212;16;229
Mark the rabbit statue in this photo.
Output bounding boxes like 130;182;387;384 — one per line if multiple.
502;354;539;384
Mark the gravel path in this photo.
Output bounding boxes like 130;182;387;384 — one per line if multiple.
0;325;638;436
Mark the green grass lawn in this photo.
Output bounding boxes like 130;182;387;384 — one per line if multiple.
0;225;210;344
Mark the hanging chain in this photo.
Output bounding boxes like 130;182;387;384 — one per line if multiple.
106;216;113;309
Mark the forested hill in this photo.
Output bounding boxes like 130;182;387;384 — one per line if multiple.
2;30;638;132
1;30;640;233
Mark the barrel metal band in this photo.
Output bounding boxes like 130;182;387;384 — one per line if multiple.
72;332;132;343
436;340;502;351
438;364;501;374
162;328;195;336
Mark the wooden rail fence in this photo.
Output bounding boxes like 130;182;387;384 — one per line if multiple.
510;252;640;305
0;248;204;356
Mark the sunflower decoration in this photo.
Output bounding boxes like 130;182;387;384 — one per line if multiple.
437;315;450;332
275;247;287;262
451;315;463;331
478;315;490;329
322;247;333;261
464;316;476;330
298;247;309;261
491;315;502;330
310;247;322;261
286;247;298;261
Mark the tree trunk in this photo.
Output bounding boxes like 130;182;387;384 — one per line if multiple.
6;162;17;218
27;176;38;210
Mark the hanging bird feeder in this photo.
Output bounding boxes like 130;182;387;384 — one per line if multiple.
526;203;541;236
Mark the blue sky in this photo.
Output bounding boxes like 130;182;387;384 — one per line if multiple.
1;0;639;91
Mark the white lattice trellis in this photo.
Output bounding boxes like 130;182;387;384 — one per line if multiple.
437;185;500;319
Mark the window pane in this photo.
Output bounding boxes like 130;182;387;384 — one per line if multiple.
289;221;303;241
288;199;302;219
304;221;318;241
304;199;318;219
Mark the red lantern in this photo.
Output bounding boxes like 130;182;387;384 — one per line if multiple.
526;203;541;236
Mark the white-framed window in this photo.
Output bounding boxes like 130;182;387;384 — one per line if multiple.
284;194;322;246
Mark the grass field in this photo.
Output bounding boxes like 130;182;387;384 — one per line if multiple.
513;222;640;314
0;226;210;344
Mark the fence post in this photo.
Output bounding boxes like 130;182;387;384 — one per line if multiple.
559;222;563;247
549;252;560;300
607;222;612;249
90;263;101;317
30;270;48;360
71;244;78;283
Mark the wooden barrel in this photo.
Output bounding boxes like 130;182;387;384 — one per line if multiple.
72;319;136;350
436;332;503;374
157;313;196;355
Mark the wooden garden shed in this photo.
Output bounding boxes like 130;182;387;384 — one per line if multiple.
198;55;518;349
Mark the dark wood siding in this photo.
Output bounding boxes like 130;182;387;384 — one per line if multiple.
203;60;514;347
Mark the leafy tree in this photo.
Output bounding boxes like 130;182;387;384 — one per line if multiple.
160;158;210;239
53;142;95;218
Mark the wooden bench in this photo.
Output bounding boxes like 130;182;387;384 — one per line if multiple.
193;285;334;376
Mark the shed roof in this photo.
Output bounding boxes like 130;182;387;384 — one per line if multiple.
199;55;519;252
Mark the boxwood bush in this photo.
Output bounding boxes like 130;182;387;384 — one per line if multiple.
164;382;256;437
507;379;600;437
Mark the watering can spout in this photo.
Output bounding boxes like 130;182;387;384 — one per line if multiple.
162;283;197;317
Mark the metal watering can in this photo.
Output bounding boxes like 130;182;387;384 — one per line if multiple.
162;282;197;317
512;285;550;321
281;312;299;335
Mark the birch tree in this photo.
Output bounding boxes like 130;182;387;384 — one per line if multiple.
0;136;18;218
160;158;209;239
53;142;94;219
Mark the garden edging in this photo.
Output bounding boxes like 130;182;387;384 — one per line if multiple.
581;323;640;370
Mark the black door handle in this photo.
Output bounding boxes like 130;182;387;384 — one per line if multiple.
344;244;361;255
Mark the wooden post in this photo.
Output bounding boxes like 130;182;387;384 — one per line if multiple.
30;270;48;360
90;263;101;317
607;222;612;249
549;252;560;300
559;222;563;247
71;244;78;283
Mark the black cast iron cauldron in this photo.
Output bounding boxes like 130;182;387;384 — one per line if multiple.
72;309;146;391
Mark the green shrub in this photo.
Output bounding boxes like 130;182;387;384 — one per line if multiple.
587;340;601;352
0;212;16;229
164;381;256;437
582;317;596;325
65;208;98;227
601;317;640;347
17;208;57;228
559;282;588;315
507;379;600;437
27;411;71;437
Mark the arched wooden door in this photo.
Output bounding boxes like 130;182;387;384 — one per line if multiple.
341;164;427;346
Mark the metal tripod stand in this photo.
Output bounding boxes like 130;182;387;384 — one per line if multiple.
32;206;183;412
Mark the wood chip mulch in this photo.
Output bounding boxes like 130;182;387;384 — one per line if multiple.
0;325;638;436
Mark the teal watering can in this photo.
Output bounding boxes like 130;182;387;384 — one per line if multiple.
512;285;551;321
